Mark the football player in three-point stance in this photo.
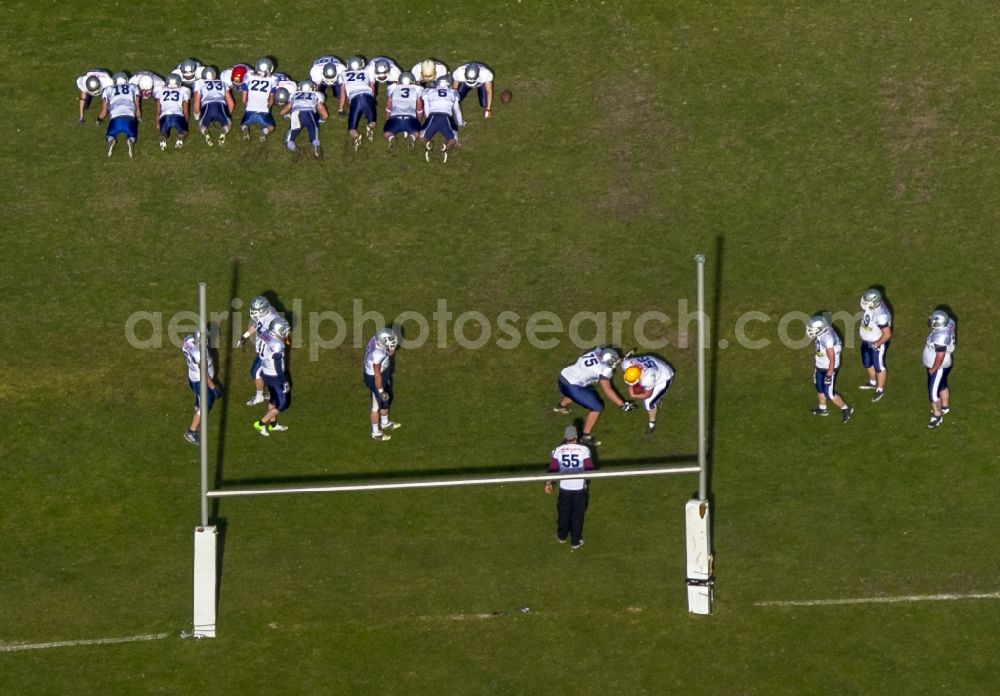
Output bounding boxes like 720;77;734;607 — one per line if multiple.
858;288;892;402
241;57;278;142
384;71;423;150
806;315;854;423
338;55;377;151
128;70;165;101
174;58;204;87
411;58;449;87
281;80;329;160
193;66;235;146
238;296;279;407
99;73;141;158
554;347;633;446
77;69;113;124
923;309;956;429
451;62;494;118
181;332;222;446
364;328;402;442
253;318;292;437
155;73;191;150
419;76;465;163
309;56;344;99
621;354;674;434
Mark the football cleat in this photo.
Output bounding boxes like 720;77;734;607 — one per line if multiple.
646;422;657;434
928;415;943;429
371;431;392;441
859;383;877;390
241;127;251;141
269;317;291;339
381;420;402;430
552;405;571;415
860;288;882;310
107;139;116;157
268;423;288;432
218;132;226;145
871;390;885;403
424;141;432;162
159;139;168;151
441;143;448;163
398;71;415;86
928;310;949;329
312;145;322;159
204;133;213;146
259;133;267;143
366;123;374;141
255;57;275;76
201;66;219;81
805;315;829;339
184;431;198;445
246;394;265;407
254;420;269;437
810;407;829;416
623;365;642;385
463;63;480;86
166;73;183;88
352;134;363;152
571;540;584;550
375;327;399;350
127;139;134;158
85;75;103;96
842;406;855;424
941;406;951;415
579;434;601;447
347;55;366;71
387;135;396;152
113;71;129;86
175;138;184;149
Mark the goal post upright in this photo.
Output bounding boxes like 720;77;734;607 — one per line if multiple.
193;281;218;638
686;254;715;615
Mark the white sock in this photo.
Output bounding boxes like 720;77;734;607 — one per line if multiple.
371;423;380;435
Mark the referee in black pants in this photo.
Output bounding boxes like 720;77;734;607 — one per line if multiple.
545;425;596;550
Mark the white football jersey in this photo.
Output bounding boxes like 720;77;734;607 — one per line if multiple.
622;355;673;391
182;335;216;382
561;349;614;386
859;306;892;342
156;85;190;116
364;336;391;376
102;83;138;118
922;320;956;369
76;69;112;92
410;60;448;83
387;83;423;117
813;331;842;369
243;74;277;112
253;308;279;349
128;70;165;94
452;62;494;86
549;443;594;491
339;68;373;99
423;86;463;125
258;333;286;377
272;73;297;95
290;90;324;112
194;78;227;104
309;56;344;84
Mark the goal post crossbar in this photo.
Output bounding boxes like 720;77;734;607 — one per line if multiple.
206;466;702;498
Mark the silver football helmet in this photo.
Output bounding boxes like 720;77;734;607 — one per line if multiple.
250;296;271;320
84;75;103;95
269;317;291;339
463;63;480;86
398;71;415;86
274;87;290;105
928;310;949;329
255;57;275;76
859;288;882;311
201;66;218;81
166;73;183;88
805;315;830;339
375;328;399;351
179;59;198;81
298;80;316;93
435;75;451;89
599;347;621;369
373;59;390;82
321;63;339;85
347;55;366;71
113;72;128;86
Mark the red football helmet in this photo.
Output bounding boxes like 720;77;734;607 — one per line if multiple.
231;65;248;85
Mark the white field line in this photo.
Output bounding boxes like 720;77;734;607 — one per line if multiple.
755;591;1000;608
0;632;168;652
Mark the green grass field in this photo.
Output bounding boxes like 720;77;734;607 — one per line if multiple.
4;1;1000;693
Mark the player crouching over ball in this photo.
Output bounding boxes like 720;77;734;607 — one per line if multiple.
621;354;674;434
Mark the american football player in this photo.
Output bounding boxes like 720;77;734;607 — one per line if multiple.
221;63;251;92
253;318;292;437
451;62;494;118
364;328;402;441
369;55;401;97
238;295;279;406
240;57;278;142
156;73;191;150
308;55;344;99
923;309;956;429
99;72;141;158
193;66;236;146
181;332;222;445
806;315;854;422
418;76;464;163
76;69;113;123
384;71;423;150
858;288;892;402
621;354;674;434
553;347;633;446
337;55;377;151
174;58;204;86
281;80;329;160
128;70;165;100
410;58;448;86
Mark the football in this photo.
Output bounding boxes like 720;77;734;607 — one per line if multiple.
500;89;512;103
630;384;648;398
